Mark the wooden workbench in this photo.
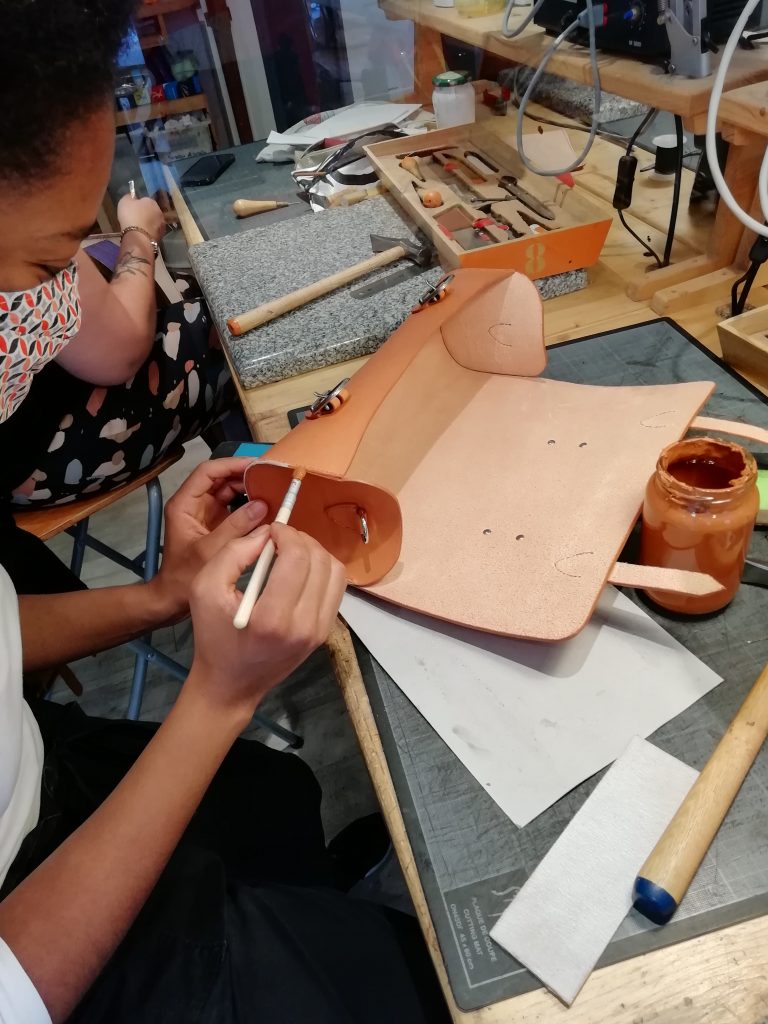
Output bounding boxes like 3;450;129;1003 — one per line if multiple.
381;0;768;304
167;110;768;1021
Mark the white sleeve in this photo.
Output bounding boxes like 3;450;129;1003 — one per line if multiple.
0;940;50;1024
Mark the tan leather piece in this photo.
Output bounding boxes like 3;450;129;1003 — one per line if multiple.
440;273;546;375
690;416;768;445
255;268;542;478
245;267;721;640
354;345;714;639
608;562;724;596
242;461;401;585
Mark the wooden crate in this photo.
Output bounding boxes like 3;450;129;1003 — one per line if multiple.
718;303;768;383
365;125;611;279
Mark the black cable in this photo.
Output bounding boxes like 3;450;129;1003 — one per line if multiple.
731;269;750;316
618;209;663;268
626;108;659;156
661;115;685;268
613;108;664;267
730;228;768;315
732;262;760;316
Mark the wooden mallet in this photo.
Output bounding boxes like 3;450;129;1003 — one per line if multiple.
633;661;768;924
227;233;434;337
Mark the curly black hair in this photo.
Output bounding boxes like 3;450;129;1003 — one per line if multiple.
1;0;137;183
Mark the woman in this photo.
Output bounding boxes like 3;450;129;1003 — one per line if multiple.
0;1;449;1021
3;191;238;508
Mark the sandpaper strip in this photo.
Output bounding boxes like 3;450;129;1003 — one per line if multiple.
489;737;698;1006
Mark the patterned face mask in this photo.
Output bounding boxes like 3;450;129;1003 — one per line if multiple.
0;262;81;423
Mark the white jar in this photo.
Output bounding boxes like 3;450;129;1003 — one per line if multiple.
432;71;475;129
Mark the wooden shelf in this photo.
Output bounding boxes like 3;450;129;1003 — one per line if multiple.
380;0;768;127
114;93;207;127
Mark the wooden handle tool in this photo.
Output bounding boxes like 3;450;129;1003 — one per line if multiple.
633;661;768;924
324;183;385;208
233;199;297;218
227;245;408;336
399;155;426;181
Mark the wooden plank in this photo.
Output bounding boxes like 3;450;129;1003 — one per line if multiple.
720;81;768;139
403;23;446;104
114;94;207;127
380;0;768;118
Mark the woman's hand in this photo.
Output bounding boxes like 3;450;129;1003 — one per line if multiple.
116;194;166;241
187;523;346;716
150;458;268;621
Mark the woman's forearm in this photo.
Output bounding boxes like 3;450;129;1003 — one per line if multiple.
57;240;157;385
18;580;178;672
0;673;253;1022
108;229;157;341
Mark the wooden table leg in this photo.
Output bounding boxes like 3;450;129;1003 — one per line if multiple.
627;137;765;305
403;22;446;105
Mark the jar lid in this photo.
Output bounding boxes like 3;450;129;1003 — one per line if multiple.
432;70;471;87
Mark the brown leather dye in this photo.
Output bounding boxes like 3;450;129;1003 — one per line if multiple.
640;438;758;614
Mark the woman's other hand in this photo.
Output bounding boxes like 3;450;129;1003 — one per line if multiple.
117;194;166;241
150;457;268;622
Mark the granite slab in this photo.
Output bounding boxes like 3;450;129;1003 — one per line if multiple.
190;196;587;390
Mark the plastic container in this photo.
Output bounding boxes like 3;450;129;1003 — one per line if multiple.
149;116;212;163
432;71;476;129
640;436;759;614
456;0;505;16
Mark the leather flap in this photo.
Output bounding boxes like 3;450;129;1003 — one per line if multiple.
244;460;402;586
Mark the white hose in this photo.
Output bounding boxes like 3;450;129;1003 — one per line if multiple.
705;0;768;237
502;0;547;39
515;0;601;176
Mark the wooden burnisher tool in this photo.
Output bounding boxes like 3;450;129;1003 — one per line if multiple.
633;661;768;924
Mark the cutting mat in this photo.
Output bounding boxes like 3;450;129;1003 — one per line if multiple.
353;318;768;1012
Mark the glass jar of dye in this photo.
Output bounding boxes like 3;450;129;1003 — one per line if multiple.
640;437;758;614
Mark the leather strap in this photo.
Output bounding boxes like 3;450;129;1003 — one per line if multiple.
608;562;723;596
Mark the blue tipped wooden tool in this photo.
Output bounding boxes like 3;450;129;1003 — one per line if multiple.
633;662;768;924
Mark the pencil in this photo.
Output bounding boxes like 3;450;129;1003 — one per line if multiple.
233;467;306;630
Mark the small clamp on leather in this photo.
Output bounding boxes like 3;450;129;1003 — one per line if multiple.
413;273;454;313
307;377;350;419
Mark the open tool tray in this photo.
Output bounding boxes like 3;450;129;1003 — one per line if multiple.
365;125;611;278
718;303;768;384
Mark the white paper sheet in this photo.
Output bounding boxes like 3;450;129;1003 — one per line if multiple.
340;586;720;827
489;737;698;1005
266;102;421;148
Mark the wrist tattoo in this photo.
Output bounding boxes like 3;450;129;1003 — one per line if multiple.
113;248;151;280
